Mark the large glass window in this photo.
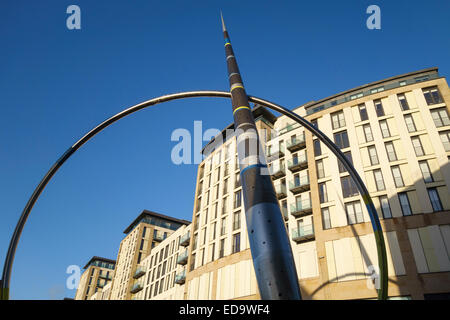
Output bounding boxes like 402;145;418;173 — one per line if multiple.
404;114;417;132
331;111;346;129
411;136;425;156
398;193;412;216
316;159;325;179
379;195;392;219
374;100;385;117
345;201;364;225
391;166;404;187
359;104;368;121
419;161;433;183
368;146;379;165
431;108;450;127
322;208;331;230
397;94;409;111
373;169;386;191
234;190;242;209
423;87;443;105
319;182;328;203
385;142;398;162
379;120;391;138
427;188;443;212
314;139;322;157
341;176;359;198
338;151;353;173
232;233;241;254
334;130;350;149
363;124;374;142
439;131;450;151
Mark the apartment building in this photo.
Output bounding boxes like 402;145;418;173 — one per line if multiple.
109;210;190;300
184;67;450;300
131;224;191;300
74;256;115;300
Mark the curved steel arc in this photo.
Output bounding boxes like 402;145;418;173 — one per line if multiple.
0;90;387;300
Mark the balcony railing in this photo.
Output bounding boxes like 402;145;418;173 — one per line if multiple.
290;200;313;218
180;232;191;247
289;177;310;194
267;147;285;161
269;123;301;140
177;250;189;265
133;266;145;279
286;134;306;152
130;282;143;294
291;225;315;243
270;163;286;180
153;232;166;242
287;155;308;173
175;270;186;285
274;184;287;199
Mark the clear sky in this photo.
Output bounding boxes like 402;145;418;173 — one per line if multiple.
0;0;449;299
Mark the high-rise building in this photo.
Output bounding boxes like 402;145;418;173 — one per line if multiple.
75;256;116;300
184;67;450;300
109;210;190;300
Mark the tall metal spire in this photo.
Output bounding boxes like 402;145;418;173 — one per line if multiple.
221;14;302;300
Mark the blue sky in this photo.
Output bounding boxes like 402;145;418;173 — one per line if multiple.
0;0;449;299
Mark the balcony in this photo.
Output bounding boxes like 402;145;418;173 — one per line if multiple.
180;232;191;247
153;232;166;242
175;270;186;285
289;177;310;194
287;156;308;173
98;273;112;280
177;250;189;265
274;184;287;199
286;134;306;152
130;282;143;294
267;147;285;162
133;267;145;279
291;225;315;243
270;163;286;180
290;200;312;218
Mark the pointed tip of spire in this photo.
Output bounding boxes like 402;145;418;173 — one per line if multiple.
220;11;227;32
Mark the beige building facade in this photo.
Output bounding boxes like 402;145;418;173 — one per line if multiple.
184;67;450;300
75;256;115;300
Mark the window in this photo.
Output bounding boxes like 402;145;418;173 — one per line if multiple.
373;169;385;191
379;120;391;138
440;131;450;151
363;124;374;142
359;104;368;121
374;100;385;117
371;86;384;94
338;151;353;173
219;239;225;258
368;146;379;165
210;243;215;262
379;196;392;219
397;94;409;111
316;159;325;179
210;222;216;240
222;196;228;215
331;111;346;129
318;183;328;203
419;161;433;183
398;193;412;216
341;176;358;198
322;208;331;230
314;139;322;157
232;233;241;253
430;108;450;127
221;217;226;235
233;211;240;230
391;166;404;187
334;131;349;149
235;173;240;188
385;142;397;162
234;190;242;209
345;201;364;225
411;136;425;156
423;87;443;105
404;114;416;132
427;188;443;212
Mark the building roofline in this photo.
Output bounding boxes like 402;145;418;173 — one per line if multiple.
201;105;276;155
295;67;439;112
83;256;116;269
123;210;191;234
